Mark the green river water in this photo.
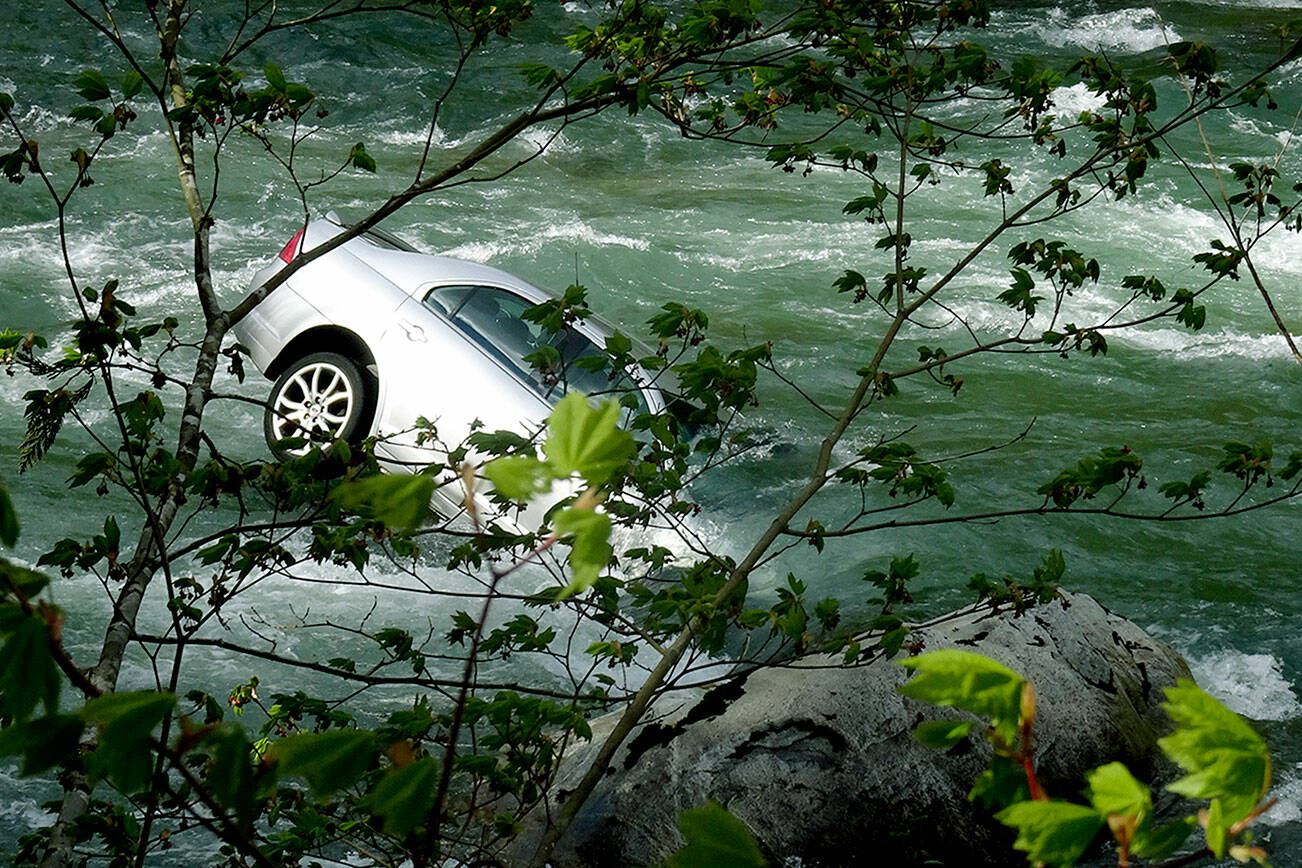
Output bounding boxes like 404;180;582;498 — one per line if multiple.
2;1;1302;863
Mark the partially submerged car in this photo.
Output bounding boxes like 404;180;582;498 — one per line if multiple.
232;213;661;527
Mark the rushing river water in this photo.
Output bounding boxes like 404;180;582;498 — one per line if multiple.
2;0;1301;863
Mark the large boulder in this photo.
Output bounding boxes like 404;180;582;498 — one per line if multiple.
513;592;1191;867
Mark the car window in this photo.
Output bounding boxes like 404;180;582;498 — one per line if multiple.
454;288;541;366
549;329;651;417
423;285;649;414
423;285;478;317
424;286;547;394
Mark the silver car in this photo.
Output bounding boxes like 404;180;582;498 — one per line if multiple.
232;213;662;526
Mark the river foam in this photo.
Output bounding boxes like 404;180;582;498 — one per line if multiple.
998;6;1181;54
1188;649;1302;721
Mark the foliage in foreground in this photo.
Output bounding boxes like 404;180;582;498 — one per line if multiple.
901;649;1275;867
0;0;1300;866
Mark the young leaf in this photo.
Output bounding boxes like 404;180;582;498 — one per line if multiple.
362;755;438;835
1085;761;1151;818
995;800;1104;867
1131;816;1197;861
72;70;111;101
0;617;61;721
349;141;377;173
264;62;287;91
103;515;120;553
666;801;768;868
483;455;551;500
80;690;178;792
1205;797;1229;858
553;507;612;598
519;62;561;88
898;649;1026;742
544;393;635;487
1158;679;1270;822
331;474;435;533
270;729;379;797
2;560;50;599
121;70;143;100
0;714;84;775
970;754;1033;810
0;478;18;547
912;719;976;750
202;726;261;833
68;105;103;122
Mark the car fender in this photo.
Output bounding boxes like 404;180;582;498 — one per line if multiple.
232;282;328;374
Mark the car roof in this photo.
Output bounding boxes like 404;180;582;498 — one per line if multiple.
292;214;667;412
315;216;643;344
365;247;552;300
313;215;552;303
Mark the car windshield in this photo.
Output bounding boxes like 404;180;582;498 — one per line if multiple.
424;285;649;415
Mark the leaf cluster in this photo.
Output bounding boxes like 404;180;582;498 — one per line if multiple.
901;650;1275;866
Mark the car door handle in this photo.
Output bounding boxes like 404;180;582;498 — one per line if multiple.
399;320;427;342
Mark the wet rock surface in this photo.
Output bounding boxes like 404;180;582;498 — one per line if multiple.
513;592;1191;867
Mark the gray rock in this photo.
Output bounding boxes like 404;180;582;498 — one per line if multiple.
513;592;1191;867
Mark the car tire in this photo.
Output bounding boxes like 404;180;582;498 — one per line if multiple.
264;352;370;456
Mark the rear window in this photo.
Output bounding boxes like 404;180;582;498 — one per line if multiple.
360;226;417;252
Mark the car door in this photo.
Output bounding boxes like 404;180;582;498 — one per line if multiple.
369;285;554;517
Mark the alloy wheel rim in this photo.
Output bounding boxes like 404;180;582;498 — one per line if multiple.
271;362;355;448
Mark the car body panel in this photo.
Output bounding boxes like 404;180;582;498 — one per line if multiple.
231;214;659;530
371;293;552;461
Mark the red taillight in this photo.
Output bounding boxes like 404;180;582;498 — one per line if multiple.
279;227;305;263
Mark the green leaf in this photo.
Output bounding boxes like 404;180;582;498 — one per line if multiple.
898;649;1026;742
1158;679;1270;822
995;800;1104;867
912;720;976;749
79;690;176;733
270;729;379;798
1085;761;1151;818
666;801;768;868
483;455;551;500
519;62;561;88
331;474;435;533
0;478;18;547
970;754;1032;810
0;714;84;775
80;691;178;792
284;83;314;104
1205;797;1229;858
544;393;635;488
264;62;287;91
1131;816;1197;861
486;394;637;505
68;105;103;122
103;515;120;552
73;70;111;101
202;726;260;833
349;141;376;173
0;560;48;599
362;755;439;835
553;507;612;598
879;626;909;658
0;616;61;721
0;605;23;633
121;70;143;100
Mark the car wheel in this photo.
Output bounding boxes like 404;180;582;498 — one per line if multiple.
264;352;370;456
